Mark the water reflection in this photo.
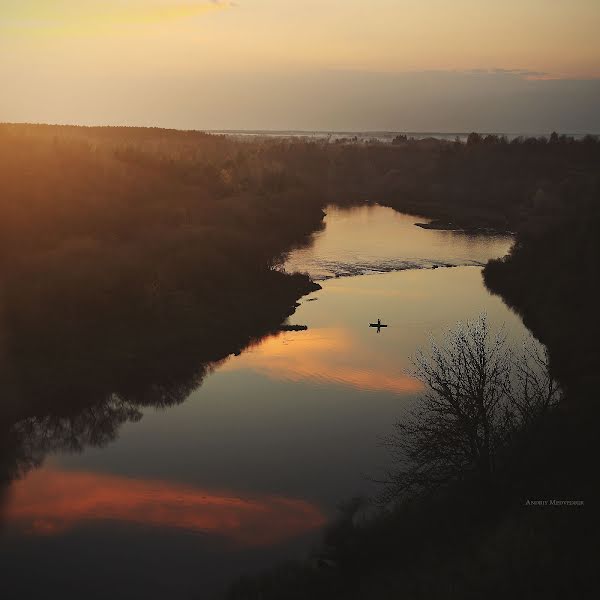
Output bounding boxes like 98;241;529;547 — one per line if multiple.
284;205;513;279
0;396;143;484
221;327;423;394
0;205;526;599
6;468;325;547
0;288;297;489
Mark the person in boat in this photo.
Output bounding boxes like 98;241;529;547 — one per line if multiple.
377;318;381;327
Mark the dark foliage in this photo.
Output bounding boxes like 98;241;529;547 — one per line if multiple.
484;175;600;388
380;317;560;500
1;125;598;598
0;124;324;487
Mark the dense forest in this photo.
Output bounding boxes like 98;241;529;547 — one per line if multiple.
0;124;326;487
0;124;328;408
1;124;598;599
381;131;600;231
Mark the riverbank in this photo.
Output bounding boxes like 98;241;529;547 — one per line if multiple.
1;125;597;598
415;220;514;235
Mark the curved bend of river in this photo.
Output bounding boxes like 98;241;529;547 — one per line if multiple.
0;205;530;600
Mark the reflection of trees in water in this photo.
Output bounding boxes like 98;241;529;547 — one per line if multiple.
1;345;241;489
0;279;310;500
4;397;143;481
4;359;215;474
0;256;320;492
0;365;234;545
0;395;147;526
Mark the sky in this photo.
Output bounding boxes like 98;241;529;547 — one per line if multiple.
1;0;599;132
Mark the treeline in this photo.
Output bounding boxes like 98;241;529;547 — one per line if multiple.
378;132;600;230
0;125;327;465
0;123;331;268
4;125;598;255
0;125;333;492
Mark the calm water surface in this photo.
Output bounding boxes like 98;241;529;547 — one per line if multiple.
1;206;525;599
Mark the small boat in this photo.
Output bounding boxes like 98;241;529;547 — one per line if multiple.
369;323;388;328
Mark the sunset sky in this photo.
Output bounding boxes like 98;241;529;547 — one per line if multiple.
1;0;599;131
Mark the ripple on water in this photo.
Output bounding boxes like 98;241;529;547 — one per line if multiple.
283;205;513;280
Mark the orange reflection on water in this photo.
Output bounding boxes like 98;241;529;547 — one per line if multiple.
223;327;423;394
6;468;325;547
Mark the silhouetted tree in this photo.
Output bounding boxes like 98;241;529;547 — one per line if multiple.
381;316;561;500
467;132;482;145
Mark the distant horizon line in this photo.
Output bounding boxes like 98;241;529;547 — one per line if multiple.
2;122;599;137
210;129;600;136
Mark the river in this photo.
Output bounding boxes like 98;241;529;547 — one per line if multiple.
0;205;528;599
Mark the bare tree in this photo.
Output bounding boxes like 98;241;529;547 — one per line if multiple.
380;315;561;501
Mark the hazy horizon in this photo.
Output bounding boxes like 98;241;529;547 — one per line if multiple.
2;1;600;132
